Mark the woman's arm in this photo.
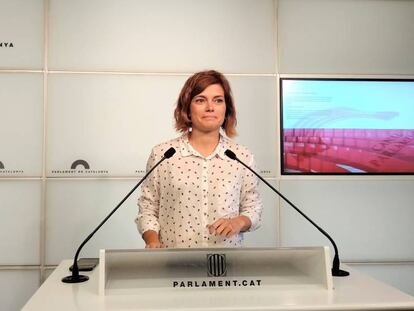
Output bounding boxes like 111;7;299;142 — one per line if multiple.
135;149;162;246
208;152;262;238
237;154;263;232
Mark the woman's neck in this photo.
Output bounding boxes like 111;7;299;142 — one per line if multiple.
188;130;220;157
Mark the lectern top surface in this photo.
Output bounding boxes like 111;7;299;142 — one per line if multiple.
23;259;414;311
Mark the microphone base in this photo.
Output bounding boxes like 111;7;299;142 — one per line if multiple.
332;268;350;277
61;275;89;283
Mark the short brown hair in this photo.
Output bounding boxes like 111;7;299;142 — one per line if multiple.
174;70;237;138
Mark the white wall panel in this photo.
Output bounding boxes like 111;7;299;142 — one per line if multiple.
0;0;44;69
45;180;146;265
46;74;186;177
0;73;43;177
349;264;414;297
46;74;276;177
279;180;414;261
45;178;277;265
230;76;277;177
48;0;276;73
0;180;41;265
0;270;39;311
278;0;414;74
244;179;278;247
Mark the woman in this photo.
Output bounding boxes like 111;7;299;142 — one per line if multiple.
136;70;262;248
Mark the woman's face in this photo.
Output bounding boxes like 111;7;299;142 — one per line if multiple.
189;83;226;134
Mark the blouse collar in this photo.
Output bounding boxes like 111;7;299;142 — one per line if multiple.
179;133;228;160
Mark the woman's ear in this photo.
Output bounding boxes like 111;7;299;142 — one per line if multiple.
181;110;191;124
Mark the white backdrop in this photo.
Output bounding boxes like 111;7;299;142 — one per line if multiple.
1;0;414;310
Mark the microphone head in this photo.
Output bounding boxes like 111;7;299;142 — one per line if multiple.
164;147;176;159
224;149;237;160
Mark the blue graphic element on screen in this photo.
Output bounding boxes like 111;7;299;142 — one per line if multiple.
282;80;414;129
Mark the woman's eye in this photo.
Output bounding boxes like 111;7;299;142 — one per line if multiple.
215;98;224;103
195;98;205;104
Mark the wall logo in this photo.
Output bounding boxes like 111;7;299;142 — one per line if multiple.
71;159;90;170
0;42;14;48
207;254;227;277
0;161;24;174
51;159;108;174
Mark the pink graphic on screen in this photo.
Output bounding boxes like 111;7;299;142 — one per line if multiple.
284;128;414;173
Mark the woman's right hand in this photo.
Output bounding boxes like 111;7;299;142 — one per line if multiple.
143;230;162;248
145;241;162;248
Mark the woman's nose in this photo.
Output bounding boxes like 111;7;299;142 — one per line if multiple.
206;100;214;111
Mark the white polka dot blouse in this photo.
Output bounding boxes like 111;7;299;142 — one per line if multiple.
136;134;263;248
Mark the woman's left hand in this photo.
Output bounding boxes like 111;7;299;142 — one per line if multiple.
207;216;251;238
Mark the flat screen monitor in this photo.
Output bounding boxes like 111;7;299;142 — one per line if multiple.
280;78;414;174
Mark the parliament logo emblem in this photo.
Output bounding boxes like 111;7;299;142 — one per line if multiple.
70;159;90;170
207;254;227;277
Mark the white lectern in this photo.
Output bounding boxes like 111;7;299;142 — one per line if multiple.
99;247;332;295
23;247;414;310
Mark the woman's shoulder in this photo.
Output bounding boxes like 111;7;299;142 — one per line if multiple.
150;136;182;156
222;136;255;161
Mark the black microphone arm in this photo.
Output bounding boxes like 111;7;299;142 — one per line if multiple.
62;147;176;283
224;149;349;277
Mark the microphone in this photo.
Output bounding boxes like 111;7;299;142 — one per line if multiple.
62;147;176;283
224;149;349;277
